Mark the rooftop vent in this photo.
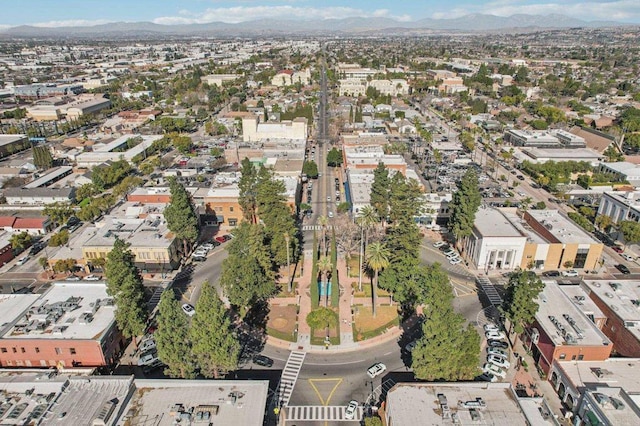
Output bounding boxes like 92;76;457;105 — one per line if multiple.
92;398;118;426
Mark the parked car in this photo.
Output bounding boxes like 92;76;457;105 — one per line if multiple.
621;253;636;262
65;275;81;281
83;274;100;281
201;243;214;251
612;246;624;254
214;236;226;243
482;363;507;378
487;354;511;369
182;303;195;316
433;241;447;248
367;362;387;378
16;256;30;266
487;340;509;349
542;270;560;277
487;347;509;359
483;324;501;333
345;400;358;420
138;351;159;366
252;355;274;367
561;269;579;277
222;234;232;241
615;264;631;274
478;372;498;383
142;359;164;374
404;341;417;352
485;330;506;340
139;338;157;353
449;257;462;265
328;211;334;218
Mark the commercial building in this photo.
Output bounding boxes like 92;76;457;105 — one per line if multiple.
81;213;180;272
3;187;75;205
598;162;640;188
582;279;640;357
504;129;586;149
514;147;602;164
201;73;241;87
0;374;269;426
385;382;555;425
74;134;163;168
0;282;124;368
13;83;84;99
597;190;640;224
549;358;640;422
241;115;307;142
127;186;173;204
520;282;612;375
463;208;603;272
0;135;30;159
0;216;51;235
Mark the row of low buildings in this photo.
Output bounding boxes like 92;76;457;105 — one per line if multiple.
0;371;268;426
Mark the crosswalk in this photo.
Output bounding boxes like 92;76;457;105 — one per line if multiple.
477;276;503;306
285;405;362;422
277;351;306;407
302;225;334;231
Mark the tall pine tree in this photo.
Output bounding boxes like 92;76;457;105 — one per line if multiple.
155;290;197;378
411;264;480;380
449;169;482;248
105;238;147;341
164;176;199;254
370;162;390;222
501;270;545;335
238;158;259;223
190;281;240;378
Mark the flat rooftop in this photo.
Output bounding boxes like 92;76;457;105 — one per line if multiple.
0;372;69;425
522;147;602;160
0;283;115;341
560;284;606;321
537;281;611;347
582;279;640;342
24;166;72;189
84;215;172;249
585;387;640;425
556;358;640;396
527;210;600;245
474;208;526;238
0;135;27;147
129;379;269;426
385;382;553;426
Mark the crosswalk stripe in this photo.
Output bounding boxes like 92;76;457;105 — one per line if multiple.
285;406;363;422
276;351;306;407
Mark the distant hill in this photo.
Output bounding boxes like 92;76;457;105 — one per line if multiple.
0;13;632;38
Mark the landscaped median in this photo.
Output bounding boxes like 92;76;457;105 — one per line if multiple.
352;305;399;342
307;307;340;347
266;305;298;342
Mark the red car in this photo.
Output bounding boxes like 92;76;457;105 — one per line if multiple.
214;235;228;243
612;246;624;254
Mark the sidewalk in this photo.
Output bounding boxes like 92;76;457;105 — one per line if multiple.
295;250;314;349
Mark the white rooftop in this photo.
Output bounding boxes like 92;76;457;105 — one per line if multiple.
527;210;600;245
129;379;269;426
582;279;640;342
555;357;640;393
536;281;611;347
0;283;115;341
474;208;525;238
585;387;640;425
385;382;552;426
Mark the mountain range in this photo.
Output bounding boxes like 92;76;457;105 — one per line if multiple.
0;14;633;38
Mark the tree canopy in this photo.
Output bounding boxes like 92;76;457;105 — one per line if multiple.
190;281;240;378
105;238;148;339
370;162;390;222
501;270;545;334
164;176;199;253
306;307;338;330
327;148;343;167
155;289;197;378
449;169;482;244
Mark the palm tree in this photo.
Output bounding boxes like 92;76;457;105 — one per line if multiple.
365;242;390;317
318;215;329;256
356;206;379;292
284;232;292;292
317;255;332;307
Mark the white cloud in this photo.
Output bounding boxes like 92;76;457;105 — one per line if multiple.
153;5;413;25
31;19;111;28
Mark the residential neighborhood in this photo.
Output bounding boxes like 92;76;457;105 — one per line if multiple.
0;4;639;425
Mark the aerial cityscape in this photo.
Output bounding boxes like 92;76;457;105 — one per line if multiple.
0;1;640;425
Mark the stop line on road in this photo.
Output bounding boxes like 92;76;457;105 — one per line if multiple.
285;405;362;422
277;351;306;407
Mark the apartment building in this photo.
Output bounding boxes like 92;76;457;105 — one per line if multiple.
241;115;307;142
0;283;124;368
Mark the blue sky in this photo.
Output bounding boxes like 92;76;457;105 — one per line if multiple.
0;0;638;27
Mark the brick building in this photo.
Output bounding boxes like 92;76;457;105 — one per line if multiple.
520;282;612;375
0;282;125;368
582;279;640;357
